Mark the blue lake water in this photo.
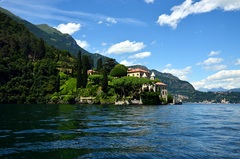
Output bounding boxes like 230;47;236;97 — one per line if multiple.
0;104;240;159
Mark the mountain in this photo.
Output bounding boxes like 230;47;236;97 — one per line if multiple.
198;87;240;92
0;7;115;67
229;88;240;92
128;65;196;96
198;87;228;92
0;10;66;103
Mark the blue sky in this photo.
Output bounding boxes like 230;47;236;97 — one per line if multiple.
1;0;240;90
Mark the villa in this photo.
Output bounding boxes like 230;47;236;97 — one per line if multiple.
127;68;149;78
128;68;168;102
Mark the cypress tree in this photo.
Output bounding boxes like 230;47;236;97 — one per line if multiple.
76;51;82;89
82;55;90;88
102;67;108;93
55;74;60;92
97;57;103;72
37;38;46;59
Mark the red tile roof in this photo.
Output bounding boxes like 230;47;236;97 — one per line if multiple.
155;82;167;86
127;68;149;73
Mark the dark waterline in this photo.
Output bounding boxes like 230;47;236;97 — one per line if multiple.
0;104;240;159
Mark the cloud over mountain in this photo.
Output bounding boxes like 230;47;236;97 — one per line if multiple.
162;66;192;80
76;39;90;49
55;23;81;35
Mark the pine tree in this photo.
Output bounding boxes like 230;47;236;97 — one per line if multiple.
76;51;82;89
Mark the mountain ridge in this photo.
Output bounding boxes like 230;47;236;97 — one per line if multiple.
198;87;240;92
0;7;115;67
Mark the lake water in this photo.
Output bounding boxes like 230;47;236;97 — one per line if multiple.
0;104;240;159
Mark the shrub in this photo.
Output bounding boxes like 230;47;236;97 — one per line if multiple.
140;92;161;105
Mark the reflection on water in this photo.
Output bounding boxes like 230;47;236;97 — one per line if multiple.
0;104;240;158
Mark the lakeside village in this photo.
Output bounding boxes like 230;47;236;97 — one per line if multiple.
51;65;182;105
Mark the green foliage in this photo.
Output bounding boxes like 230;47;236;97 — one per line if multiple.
167;94;173;103
103;58;117;74
110;64;127;77
0;11;75;103
111;76;151;98
60;78;76;95
102;67;108;93
62;95;75;104
97;57;103;72
88;75;103;85
76;51;82;89
82;55;90;88
141;92;161;105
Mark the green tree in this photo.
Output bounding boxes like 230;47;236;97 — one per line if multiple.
110;64;127;77
82;55;91;88
167;94;173;103
102;67;108;93
103;58;116;74
76;50;82;88
55;74;60;92
97;57;103;72
37;38;46;59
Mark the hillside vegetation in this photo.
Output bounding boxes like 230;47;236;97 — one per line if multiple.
0;7;116;67
0;11;75;103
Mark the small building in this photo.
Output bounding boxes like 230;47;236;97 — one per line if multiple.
155;82;168;101
127;68;149;78
87;70;98;75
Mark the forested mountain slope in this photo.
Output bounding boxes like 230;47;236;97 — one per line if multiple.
0;7;116;67
0;10;71;103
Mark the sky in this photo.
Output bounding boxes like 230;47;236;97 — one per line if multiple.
1;0;240;90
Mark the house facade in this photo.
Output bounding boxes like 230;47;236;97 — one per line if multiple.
127;68;149;78
129;68;168;102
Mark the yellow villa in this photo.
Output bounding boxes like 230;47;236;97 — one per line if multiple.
127;68;168;101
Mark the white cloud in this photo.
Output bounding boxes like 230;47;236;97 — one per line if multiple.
162;66;192;80
209;50;220;56
98;21;103;24
206;70;240;81
129;52;151;59
106;17;117;24
55;23;81;35
120;60;136;66
203;64;227;71
101;42;107;46
144;0;155;4
235;58;240;65
165;63;172;68
157;0;240;29
192;70;240;90
107;40;146;54
76;39;90;49
151;40;157;45
198;57;223;65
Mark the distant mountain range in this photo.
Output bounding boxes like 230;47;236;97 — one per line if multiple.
198;87;240;92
